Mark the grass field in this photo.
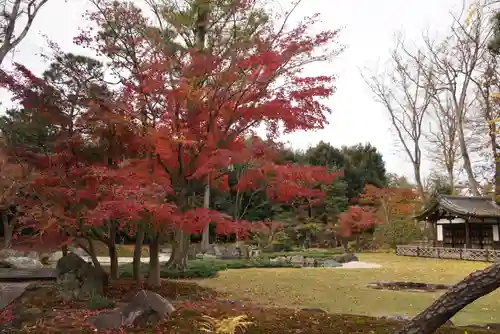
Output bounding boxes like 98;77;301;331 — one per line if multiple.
195;253;497;326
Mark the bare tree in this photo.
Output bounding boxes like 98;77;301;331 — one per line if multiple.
361;38;432;199
467;49;500;199
0;0;49;66
425;92;460;191
413;1;495;196
396;3;500;334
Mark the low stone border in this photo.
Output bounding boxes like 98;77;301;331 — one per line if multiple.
367;281;451;292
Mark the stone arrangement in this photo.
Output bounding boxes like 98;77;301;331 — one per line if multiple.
56;252;108;301
90;290;176;330
367;281;451;292
194;243;261;260
269;253;358;268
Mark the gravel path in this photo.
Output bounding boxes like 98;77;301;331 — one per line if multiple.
338;261;382;269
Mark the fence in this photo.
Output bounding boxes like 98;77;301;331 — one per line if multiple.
396;245;500;262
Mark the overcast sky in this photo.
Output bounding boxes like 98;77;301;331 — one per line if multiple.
0;0;467;182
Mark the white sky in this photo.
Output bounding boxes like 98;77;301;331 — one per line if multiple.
0;0;467;182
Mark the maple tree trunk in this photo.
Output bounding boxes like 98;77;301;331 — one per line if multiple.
107;221;119;279
133;225;145;281
342;238;348;251
201;182;210;253
108;242;119;280
396;261;500;334
147;232;161;287
166;229;189;270
2;213;12;248
62;244;68;256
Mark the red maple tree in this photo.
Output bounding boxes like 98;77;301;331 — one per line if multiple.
0;0;341;285
338;206;377;238
358;184;418;224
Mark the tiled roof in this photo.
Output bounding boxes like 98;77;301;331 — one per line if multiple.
416;195;500;220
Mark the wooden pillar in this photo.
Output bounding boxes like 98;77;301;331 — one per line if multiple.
465;222;470;248
433;222;437;247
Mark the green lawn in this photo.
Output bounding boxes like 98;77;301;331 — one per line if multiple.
195;253;498;326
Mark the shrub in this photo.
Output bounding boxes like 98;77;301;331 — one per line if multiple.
119;258;294;279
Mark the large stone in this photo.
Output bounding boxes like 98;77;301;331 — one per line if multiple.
48;251;64;263
90;290;175;330
304;257;316;267
335;253;359;264
24;251;39;260
68;247;87;258
290;255;304;267
220;245;240;259
56;252;108;301
322;260;342;268
0;249;24;259
270;256;288;265
196;253;216;260
213;245;223;257
0;257;43;269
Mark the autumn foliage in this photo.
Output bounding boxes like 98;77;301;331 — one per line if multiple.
338;206;377;237
338;184;418;238
0;0;341;266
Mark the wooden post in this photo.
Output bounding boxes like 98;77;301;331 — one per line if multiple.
465;221;471;249
433;222;437;247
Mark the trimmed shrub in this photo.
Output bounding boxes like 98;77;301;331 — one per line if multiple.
119;258;294;279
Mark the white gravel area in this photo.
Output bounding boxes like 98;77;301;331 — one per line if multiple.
339;261;382;269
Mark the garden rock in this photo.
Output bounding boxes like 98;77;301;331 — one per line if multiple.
68;247;87;257
221;245;240;259
90;290;175;329
48;251;64;263
335;253;358;263
0;249;24;259
56;252;108;301
382;315;454;326
290;255;304;266
270;256;288;265
25;251;39;260
0;256;43;269
322;260;342;268
196;253;216;260
248;248;261;258
213;245;223;258
304;258;316;267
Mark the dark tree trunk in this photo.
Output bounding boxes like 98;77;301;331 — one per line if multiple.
107;221;119;279
108;242;118;279
76;238;103;271
342;238;348;251
2;213;12;248
147;232;161;287
396;261;500;334
166;229;189;270
133;225;145;281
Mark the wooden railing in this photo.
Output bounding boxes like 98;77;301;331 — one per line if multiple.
396;245;500;262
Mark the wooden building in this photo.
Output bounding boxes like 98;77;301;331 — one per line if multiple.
415;195;500;250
